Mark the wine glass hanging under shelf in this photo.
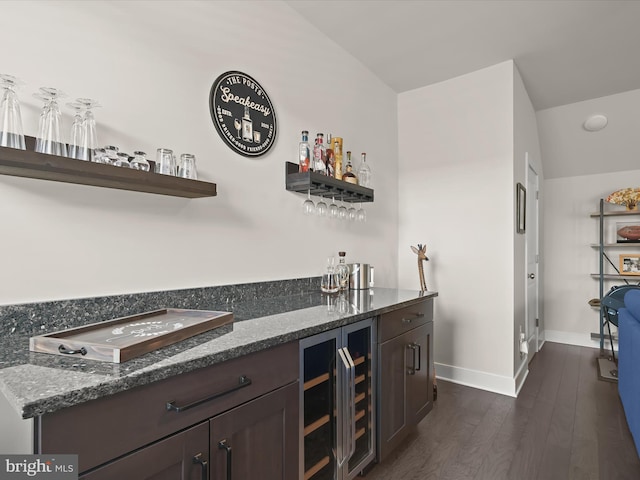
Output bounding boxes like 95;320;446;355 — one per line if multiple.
285;162;374;203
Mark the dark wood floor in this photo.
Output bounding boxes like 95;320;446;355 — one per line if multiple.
365;342;640;480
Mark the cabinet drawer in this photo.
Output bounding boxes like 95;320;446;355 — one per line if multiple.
378;299;432;342
39;341;298;474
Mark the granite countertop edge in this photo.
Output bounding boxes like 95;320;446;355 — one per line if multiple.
2;289;437;419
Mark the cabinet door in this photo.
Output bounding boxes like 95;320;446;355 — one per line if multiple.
406;322;434;426
210;382;299;480
378;330;410;461
377;322;433;462
80;422;209;480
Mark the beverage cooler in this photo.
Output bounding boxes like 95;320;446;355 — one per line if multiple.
299;318;376;480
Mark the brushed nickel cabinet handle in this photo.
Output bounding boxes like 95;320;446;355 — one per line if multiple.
406;344;417;375
401;312;425;324
166;375;252;413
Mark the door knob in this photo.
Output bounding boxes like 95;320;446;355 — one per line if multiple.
528;273;535;279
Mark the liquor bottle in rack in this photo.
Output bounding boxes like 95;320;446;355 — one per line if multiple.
333;136;343;180
357;152;372;187
241;106;253;142
299;130;311;172
343;151;358;184
312;133;327;174
335;251;350;291
326;133;335;177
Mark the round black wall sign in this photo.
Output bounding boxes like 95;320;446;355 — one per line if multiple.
209;71;277;157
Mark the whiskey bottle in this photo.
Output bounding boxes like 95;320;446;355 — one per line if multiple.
357;152;372;187
342;151;358;184
325;133;335;177
312;133;327;174
299;130;310;172
241;106;253;143
333;136;343;180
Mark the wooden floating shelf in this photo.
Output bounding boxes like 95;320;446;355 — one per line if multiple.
285;161;374;203
0;137;217;198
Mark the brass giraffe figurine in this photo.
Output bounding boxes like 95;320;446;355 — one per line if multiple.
411;244;429;292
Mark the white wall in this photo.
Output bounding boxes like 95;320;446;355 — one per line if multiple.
397;61;516;394
543;170;640;346
538;89;640;346
513;64;544;377
0;1;399;305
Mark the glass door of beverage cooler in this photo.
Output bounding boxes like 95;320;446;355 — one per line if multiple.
300;331;338;480
342;320;376;479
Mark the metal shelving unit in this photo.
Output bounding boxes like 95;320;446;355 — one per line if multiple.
592;198;640;350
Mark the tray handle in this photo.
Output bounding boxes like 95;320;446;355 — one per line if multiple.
58;344;87;356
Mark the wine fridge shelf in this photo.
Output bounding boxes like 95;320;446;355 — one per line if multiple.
285;162;374;203
304;456;330;480
304;372;330;391
0;137;217;198
304;414;330;436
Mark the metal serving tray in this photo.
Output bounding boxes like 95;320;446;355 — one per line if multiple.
29;308;234;363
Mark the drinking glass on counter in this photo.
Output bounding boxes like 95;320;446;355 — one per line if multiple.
178;153;197;179
0;74;26;150
34;87;67;157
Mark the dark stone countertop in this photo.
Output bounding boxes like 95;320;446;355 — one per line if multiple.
0;288;437;419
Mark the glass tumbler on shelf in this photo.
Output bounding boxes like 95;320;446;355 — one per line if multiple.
114;152;130;168
156;148;176;175
34;87;67;157
103;145;119;165
178;153;197;179
0;74;26;150
130;151;150;171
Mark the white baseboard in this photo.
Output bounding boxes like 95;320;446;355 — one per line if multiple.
435;362;518;397
544;329;615;351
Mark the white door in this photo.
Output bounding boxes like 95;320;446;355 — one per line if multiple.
526;160;540;358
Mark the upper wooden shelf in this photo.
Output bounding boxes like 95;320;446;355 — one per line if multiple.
285;162;374;203
0;137;217;198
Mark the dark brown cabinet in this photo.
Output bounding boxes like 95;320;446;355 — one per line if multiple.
377;299;434;462
37;342;298;478
80;422;209;480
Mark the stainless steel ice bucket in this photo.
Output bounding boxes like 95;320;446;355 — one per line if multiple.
348;263;374;290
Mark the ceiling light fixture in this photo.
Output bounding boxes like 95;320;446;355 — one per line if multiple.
583;114;608;132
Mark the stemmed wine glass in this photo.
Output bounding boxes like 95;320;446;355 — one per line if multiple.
329;196;339;219
316;196;328;216
303;189;315;215
0;74;26;150
75;98;100;161
66;101;84;160
357;203;366;222
348;202;357;221
338;197;348;220
34;87;67;157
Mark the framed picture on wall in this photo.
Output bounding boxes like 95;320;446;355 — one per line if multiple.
619;254;640;275
516;182;526;234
